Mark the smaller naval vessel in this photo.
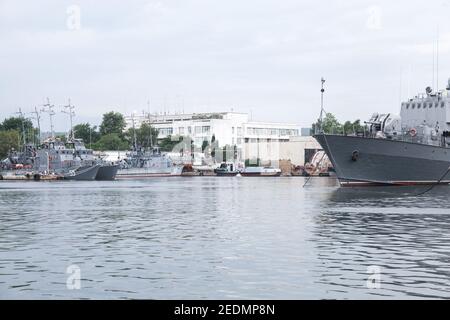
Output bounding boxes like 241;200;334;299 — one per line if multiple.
116;147;183;179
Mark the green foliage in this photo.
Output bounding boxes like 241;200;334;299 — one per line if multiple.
99;112;126;137
312;113;367;135
125;122;159;149
1;117;37;144
92;133;129;151
72;123;100;145
201;140;209;152
158;135;185;152
0;130;20;159
1;117;33;132
210;134;218;158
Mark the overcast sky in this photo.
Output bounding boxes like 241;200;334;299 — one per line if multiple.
1;0;450;131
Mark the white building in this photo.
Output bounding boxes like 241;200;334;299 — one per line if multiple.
125;111;300;163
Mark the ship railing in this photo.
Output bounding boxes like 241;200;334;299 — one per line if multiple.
328;131;444;147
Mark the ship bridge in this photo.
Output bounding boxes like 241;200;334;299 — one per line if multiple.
400;80;450;133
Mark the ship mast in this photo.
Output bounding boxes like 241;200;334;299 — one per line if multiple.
42;98;55;139
62;99;75;141
147;100;152;149
131;112;138;151
317;77;326;134
14;108;27;146
30;106;42;145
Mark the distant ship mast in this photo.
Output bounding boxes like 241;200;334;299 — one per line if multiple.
30;106;42;145
316;77;326;134
14;108;27;146
42;98;55;139
62;99;75;141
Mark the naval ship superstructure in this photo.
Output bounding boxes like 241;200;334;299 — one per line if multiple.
33;138;118;180
116;147;183;179
314;79;450;186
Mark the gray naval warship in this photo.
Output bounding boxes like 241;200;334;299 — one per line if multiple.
34;138;119;180
314;79;450;186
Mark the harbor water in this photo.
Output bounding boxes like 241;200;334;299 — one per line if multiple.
1;177;450;299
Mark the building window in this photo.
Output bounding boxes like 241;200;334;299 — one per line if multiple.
441;102;445;108
237;138;242;144
179;127;185;135
237;127;242;135
232;127;235;134
195;126;201;134
202;126;210;134
159;128;173;135
188;126;192;134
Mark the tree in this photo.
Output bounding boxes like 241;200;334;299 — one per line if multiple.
158;135;185;152
201;140;209;152
210;134;220;160
321;113;342;134
125;122;158;149
72;123;100;145
1;117;33;132
0;130;20;159
99;112;126;137
312;112;367;135
92;133;129;151
1;117;36;144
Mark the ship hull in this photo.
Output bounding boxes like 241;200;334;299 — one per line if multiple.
64;165;100;181
240;172;281;177
115;166;183;179
95;164;119;181
314;134;450;186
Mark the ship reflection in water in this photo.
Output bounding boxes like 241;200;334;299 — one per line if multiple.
0;177;450;299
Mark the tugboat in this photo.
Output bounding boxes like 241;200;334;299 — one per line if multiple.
214;163;238;176
314;78;450;186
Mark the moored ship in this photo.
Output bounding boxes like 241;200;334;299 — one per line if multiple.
314;79;450;186
240;166;281;177
116;147;183;179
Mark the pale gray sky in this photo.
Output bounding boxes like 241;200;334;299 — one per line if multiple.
1;0;450;131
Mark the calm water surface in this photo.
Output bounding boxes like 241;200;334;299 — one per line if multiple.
1;177;450;299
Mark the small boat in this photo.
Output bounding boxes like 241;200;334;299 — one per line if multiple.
214;163;238;176
240;166;281;177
